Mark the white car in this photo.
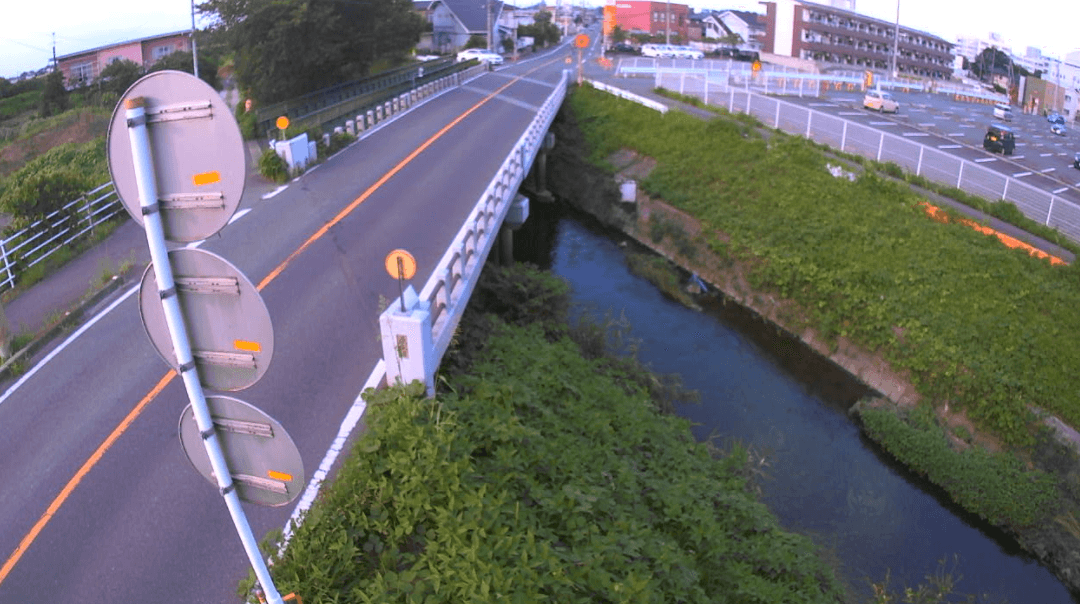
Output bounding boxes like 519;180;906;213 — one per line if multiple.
456;48;504;65
670;45;704;60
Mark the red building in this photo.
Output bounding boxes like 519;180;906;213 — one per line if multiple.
613;1;691;41
56;31;193;88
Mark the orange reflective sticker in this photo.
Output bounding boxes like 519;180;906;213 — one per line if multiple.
234;340;262;352
193;171;221;186
268;470;293;482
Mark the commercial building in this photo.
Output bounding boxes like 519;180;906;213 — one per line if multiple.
760;0;953;79
612;1;691;41
56;31;192;88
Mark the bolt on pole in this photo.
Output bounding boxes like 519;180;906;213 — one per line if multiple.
123;97;285;604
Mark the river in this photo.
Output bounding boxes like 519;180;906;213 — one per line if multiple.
514;201;1075;603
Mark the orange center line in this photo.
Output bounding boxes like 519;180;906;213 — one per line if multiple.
0;60;559;588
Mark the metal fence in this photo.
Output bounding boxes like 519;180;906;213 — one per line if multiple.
0;182;123;292
646;70;1080;244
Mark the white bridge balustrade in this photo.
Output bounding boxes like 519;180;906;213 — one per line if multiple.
379;70;569;393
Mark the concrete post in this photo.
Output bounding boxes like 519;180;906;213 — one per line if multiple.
392;97;399;113
375;106;383;122
333;126;344;136
322;133;330;149
367;109;375;126
379;285;435;396
498;225;514;267
384;101;392;117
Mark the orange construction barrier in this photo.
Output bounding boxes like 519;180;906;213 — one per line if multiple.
919;202;1066;265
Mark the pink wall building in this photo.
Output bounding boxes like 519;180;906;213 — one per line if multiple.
56;31;192;87
613;1;691;41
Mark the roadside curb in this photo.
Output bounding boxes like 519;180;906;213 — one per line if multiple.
0;273;129;382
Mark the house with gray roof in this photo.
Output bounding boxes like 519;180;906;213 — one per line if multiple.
415;0;506;53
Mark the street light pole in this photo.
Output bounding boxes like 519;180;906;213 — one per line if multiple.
665;0;670;44
889;0;899;79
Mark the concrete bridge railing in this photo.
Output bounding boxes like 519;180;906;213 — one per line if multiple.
378;69;570;393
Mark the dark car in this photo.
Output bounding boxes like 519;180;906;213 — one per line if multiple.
608;43;638;54
983;124;1015;155
735;50;761;62
1074;152;1080;170
1048;113;1065;125
711;47;738;58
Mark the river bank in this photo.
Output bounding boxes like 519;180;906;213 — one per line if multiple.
546;83;1080;597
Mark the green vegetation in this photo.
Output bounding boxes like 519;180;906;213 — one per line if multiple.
858;401;1059;528
258;148;288;183
0;137;107;227
570;83;1080;447
261;264;845;603
199;0;426;104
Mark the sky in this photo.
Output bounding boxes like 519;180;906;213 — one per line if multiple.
3;0;1077;79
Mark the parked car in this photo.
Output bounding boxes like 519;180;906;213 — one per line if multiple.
1052;123;1067;136
640;43;671;58
711;47;738;58
608;43;638;54
734;50;760;62
670;45;704;60
983;124;1015;155
863;90;899;113
1048;113;1065;124
1074;152;1080;170
455;48;503;65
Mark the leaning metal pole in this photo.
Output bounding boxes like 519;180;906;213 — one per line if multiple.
123;97;284;604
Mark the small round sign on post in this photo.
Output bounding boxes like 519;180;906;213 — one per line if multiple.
275;116;289;130
385;249;417;313
574;34;590;48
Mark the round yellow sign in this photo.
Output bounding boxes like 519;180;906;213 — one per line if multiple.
574;34;590;48
276;116;289;130
384;249;417;280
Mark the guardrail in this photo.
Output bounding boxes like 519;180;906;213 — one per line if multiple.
0;182;122;293
379;69;570;391
648;70;1080;244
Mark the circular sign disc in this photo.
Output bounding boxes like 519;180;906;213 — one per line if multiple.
108;70;246;242
575;34;590;48
139;248;273;391
179;396;305;507
276;115;289;130
384;249;417;280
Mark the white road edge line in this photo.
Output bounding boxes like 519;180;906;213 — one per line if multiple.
280;359;385;549
0;284;140;408
937;144;962;149
947;132;964;136
1041;168;1056;173
974;158;996;163
227;207;252;226
1013;171;1032;177
1053;187;1068;194
261;185;288;200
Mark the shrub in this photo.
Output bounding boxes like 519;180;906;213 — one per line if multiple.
258;147;288;183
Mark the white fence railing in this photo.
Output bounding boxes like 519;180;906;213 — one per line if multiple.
0;182;123;292
379;70;570;390
642;70;1080;244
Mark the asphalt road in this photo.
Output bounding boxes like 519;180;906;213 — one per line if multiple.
0;50;570;603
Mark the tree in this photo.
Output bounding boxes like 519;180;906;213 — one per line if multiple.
611;25;627;44
147;50;220;90
518;10;561;49
198;0;425;105
97;59;144;100
719;32;744;48
39;70;68;118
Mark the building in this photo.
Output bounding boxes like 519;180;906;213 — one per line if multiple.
712;10;766;50
955;32;1009;62
55;31;192;87
761;0;953;79
415;0;506;53
612;1;691;42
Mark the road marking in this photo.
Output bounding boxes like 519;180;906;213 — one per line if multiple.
1059;152;1069;156
809;102;838;107
958;124;975;128
937;144;962;149
1012;155;1025;159
901;132;929;137
0;58;564;589
1041;167;1056;173
947;132;964;136
1053;187;1068;194
974;157;997;163
838;111;862;116
869;121;895;126
1013;171;1032;177
1040;153;1054;157
227;208;252;226
261;185;288;200
918;122;935;127
1015;143;1027;147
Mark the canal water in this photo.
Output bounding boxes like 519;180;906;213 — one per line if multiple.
515;203;1075;603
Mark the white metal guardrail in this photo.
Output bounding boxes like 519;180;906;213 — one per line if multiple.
379;69;570;391
650;70;1080;243
0;181;122;292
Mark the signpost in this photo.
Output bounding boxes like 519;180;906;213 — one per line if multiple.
384;249;417;313
574;34;589;85
108;70;298;604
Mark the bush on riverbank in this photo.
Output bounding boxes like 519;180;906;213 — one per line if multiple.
262;264;845;603
566;83;1080;448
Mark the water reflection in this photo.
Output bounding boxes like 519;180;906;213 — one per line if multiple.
522;209;1073;603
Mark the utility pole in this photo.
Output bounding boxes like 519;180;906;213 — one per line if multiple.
889;0;899;79
487;0;493;52
665;0;671;44
191;0;199;79
52;33;57;70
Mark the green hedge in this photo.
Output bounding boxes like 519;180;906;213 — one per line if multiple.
570;84;1080;445
266;264;844;604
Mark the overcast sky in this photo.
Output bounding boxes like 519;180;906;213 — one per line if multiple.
3;0;1077;79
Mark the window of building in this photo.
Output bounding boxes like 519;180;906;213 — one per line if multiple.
152;45;174;60
70;61;94;84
